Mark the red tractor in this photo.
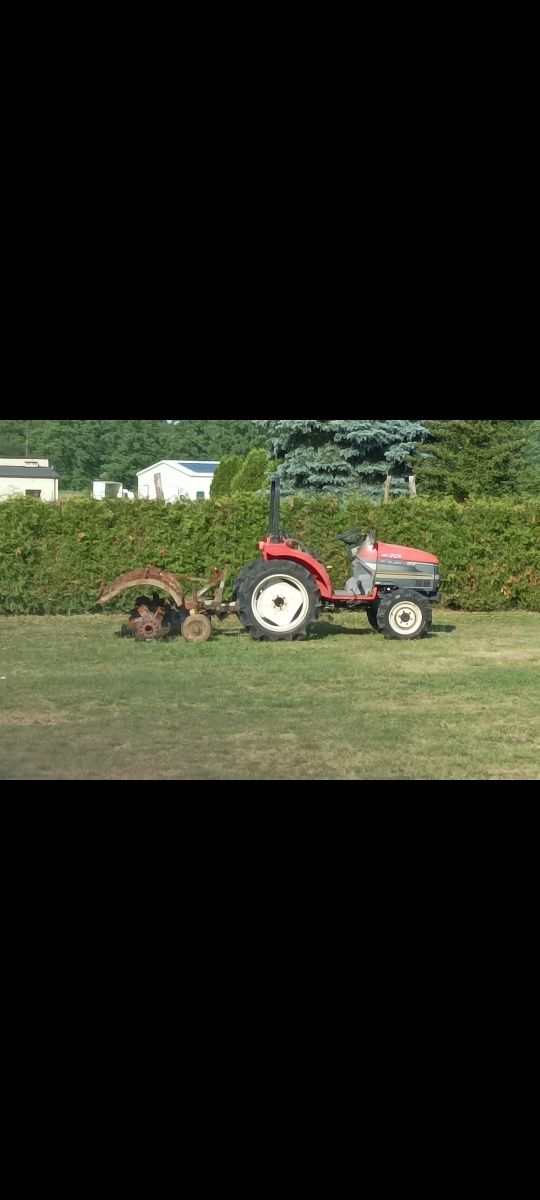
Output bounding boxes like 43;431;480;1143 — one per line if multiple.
233;476;441;641
97;476;441;643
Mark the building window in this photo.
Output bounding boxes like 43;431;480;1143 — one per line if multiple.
196;491;205;500
25;489;41;497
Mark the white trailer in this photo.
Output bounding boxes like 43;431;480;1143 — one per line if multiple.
93;481;123;499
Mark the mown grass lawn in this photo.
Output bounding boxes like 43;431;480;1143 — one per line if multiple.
0;609;539;780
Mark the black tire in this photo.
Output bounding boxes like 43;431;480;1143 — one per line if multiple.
366;604;382;632
232;559;260;600
376;590;432;640
236;558;322;641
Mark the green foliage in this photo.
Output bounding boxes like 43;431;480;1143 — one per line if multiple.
230;448;274;493
97;422;169;490
0;421;30;455
0;421;264;492
415;421;526;500
210;456;243;498
161;420;262;459
211;450;278;497
3;421;533;503
257;420;428;498
520;421;540;497
0;494;538;616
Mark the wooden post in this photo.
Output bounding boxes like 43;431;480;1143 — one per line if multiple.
154;472;164;500
408;474;417;496
384;474;392;503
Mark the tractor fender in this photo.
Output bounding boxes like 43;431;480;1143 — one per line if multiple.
260;543;333;598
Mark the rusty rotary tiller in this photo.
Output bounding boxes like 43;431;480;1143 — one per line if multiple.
126;602;171;642
97;564;235;643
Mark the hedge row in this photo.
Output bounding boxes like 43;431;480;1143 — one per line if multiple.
0;494;538;615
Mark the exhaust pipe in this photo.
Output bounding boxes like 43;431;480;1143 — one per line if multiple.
268;473;281;541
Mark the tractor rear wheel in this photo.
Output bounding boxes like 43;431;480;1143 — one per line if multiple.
376;590;431;639
232;559;260;600
236;559;321;641
366;604;381;632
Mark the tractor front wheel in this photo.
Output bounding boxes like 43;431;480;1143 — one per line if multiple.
366;604;381;632
376;590;431;640
236;559;321;641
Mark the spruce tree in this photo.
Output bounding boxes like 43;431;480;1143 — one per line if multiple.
257;421;428;498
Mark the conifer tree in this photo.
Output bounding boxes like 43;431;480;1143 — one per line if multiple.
257;421;428;498
210;456;243;498
415;421;526;500
519;421;540;497
231;448;275;493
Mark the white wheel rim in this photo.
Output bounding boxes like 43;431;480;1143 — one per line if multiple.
252;574;310;632
388;600;423;635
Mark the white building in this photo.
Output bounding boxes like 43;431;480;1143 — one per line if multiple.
92;481;134;500
136;460;219;502
0;458;59;501
0;458;50;467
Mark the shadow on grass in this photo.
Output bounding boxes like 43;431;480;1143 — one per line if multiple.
311;621;457;639
204;622;374;641
310;622;373;638
211;625;248;637
108;619;456;643
211;621;457;641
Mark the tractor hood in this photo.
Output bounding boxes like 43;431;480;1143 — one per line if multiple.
376;541;439;565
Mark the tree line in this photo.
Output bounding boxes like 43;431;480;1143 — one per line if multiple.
0;420;262;491
0;419;537;499
215;420;538;501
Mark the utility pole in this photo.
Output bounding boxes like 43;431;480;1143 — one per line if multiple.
25;420;30;456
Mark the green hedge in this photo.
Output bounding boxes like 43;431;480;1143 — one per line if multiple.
0;494;538;614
